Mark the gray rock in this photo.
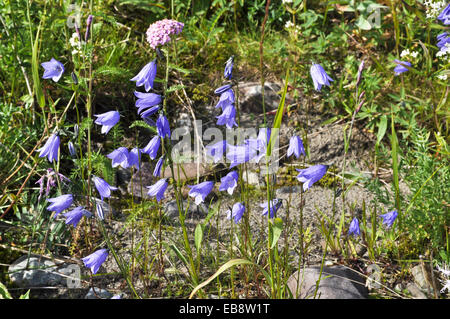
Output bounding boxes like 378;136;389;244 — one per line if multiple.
85;287;114;299
243;171;261;186
287;265;368;299
9;256;66;287
411;264;438;296
238;82;281;114
164;200;208;221
406;283;428;299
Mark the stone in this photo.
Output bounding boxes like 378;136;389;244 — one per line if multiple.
406;283;428;299
9;256;67;288
287;265;369;299
161;162;212;183
85;287;114;299
163;200;209;221
238;82;281;114
411;264;438;296
242;171;260;186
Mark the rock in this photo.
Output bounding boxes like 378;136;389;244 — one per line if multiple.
85;287;114;299
161;162;212;183
287;265;368;299
406;282;428;299
9;256;68;288
411;264;437;296
276;185;303;195
242;171;260;186
238;82;281;114
163;200;209;221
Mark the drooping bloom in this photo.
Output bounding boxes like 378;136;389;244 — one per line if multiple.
287;135;305;159
219;171;239;195
38;134;60;162
224;56;234;80
134;91;162;114
142;135;160;160
310;63;333;91
47;194;73;217
96;202;105;220
94;111;120;134
214;84;233;96
437;3;450;25
127;147;141;170
216;104;238;129
41;58;65;82
36;168;70;200
348;217;360;237
226;202;245;224
295;165;328;191
146;178;168;202
140;105;160;119
92;176;118;200
226;143;259;168
82;248;109;275
260;199;282;219
68;141;76;157
188;181;214;205
156;114;171;138
107;147;129;169
214;87;235;110
437;32;450;50
63;206;91;227
153;156;164;177
131;59;157;92
380;210;398;228
206;140;228;163
146;19;184;49
393;59;411;76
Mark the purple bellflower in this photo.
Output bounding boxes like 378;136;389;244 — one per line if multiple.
156;114;171;138
94;111;120;134
226;202;245;224
438;3;450;25
226;143;259;168
296;165;328;191
96;202;105;220
146;178;168;202
216;104;238;129
47;194;73;217
348;217;360;237
310;63;333;91
153;156;164;177
134;91;162;114
142;135;160;160
38;134;60;162
437;32;450;50
287;135;305;159
140;105;160;119
393;59;411;76
41;58;65;82
93;176;118;201
131;59;157;92
214;88;235;110
107;147;129;169
63;206;91;228
206;140;228;163
127;147;141;170
380;210;398;229
260;199;282;219
82;248;109;275
224;56;234;80
188;181;214;205
214;84;233;95
219;171;239;195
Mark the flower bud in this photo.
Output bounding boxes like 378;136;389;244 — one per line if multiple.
68;141;76;157
356;60;365;88
71;71;78;85
85;15;93;42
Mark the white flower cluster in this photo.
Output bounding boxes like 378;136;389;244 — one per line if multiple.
436;43;450;61
69;32;84;56
400;49;420;62
282;0;293;4
285;21;301;34
437;263;450;294
437;74;448;80
424;0;447;19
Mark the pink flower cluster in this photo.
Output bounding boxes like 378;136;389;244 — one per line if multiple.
146;19;184;49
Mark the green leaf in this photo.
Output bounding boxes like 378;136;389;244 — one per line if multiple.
377;115;387;145
356;16;372;30
129;120;157;134
19;290;30;299
270;217;283;249
194;224;204;252
0;282;12;299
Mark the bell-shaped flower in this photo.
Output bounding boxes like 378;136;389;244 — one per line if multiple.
127;147;141;170
131;59;157;92
107;147;129;169
94;111;120;134
156;114;171;138
96;202;105;220
226;143;258;169
206;140;228;163
287;135;305;159
226;202;245;224
437;32;450;50
41;58;65;82
260;199;282;219
142;135;160;160
310;63;333;91
214;84;233;95
140;105;160;119
216;104;238;129
214;88;235;110
438;3;450;25
153;156;164;177
47;194;73;217
348;217;360;237
82;248;109;274
188;181;214;205
146;178;168;202
92;176;118;201
393;59;411;76
380;210;398;229
224;56;234;80
296;165;328;191
134;91;162;114
219;171;239;195
38;134;60;162
63;206;91;227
